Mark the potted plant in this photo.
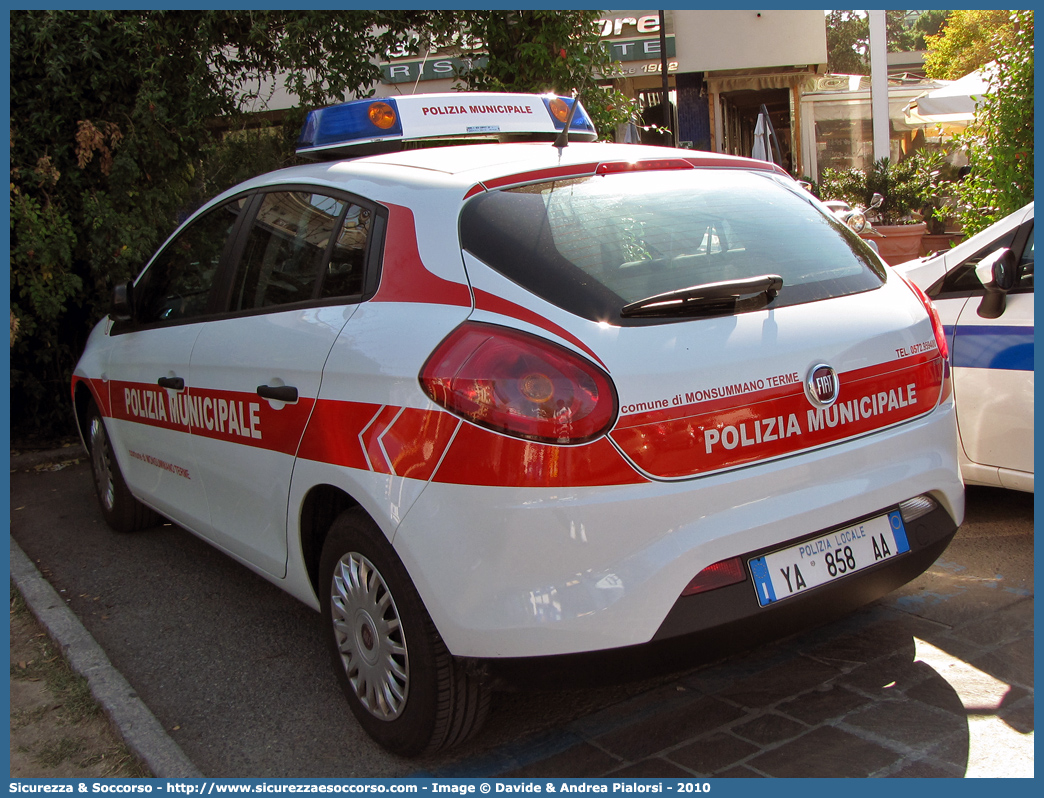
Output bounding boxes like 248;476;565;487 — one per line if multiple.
910;150;965;255
819;157;929;265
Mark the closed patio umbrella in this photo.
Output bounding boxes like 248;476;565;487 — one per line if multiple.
751;112;770;162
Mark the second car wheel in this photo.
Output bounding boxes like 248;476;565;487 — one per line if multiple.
86;401;160;533
319;508;491;756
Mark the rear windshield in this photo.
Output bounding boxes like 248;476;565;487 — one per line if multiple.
460;169;886;324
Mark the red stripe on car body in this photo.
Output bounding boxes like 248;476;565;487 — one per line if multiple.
616;350;941;430
611;354;944;479
378;407;461;481
472;288;608;370
480;163;601;191
108;380;313;455
371;203;473;307
73;376;112;418
431;424;645;487
95;350;945;488
297;400;383;470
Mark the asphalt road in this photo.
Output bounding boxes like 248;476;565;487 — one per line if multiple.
9;459;1034;777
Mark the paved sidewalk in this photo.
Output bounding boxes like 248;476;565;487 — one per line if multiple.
437;597;1033;777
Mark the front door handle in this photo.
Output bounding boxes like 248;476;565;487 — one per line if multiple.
157;376;185;390
257;385;298;403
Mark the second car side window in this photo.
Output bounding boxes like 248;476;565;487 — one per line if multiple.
931;229;1018;299
230;191;349;311
1015;226;1033;290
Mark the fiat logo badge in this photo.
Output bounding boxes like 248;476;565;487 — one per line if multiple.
805;364;840;408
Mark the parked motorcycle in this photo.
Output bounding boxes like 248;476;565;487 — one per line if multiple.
825;192;884;236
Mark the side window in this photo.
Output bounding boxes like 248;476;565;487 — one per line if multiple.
320;204;373;299
230;191;356;311
135;199;246;324
930;229;1018;299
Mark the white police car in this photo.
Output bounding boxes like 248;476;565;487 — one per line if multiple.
72;93;965;756
897;203;1033;492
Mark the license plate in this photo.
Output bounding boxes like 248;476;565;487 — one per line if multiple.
748;511;910;607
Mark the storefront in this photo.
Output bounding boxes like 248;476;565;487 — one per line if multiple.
595;10;828;176
799;73;953;182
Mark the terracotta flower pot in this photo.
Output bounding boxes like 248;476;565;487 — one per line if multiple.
862;222;927;266
921;231;965;256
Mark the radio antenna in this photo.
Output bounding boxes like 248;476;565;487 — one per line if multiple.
553;93;582;149
553;50;592;150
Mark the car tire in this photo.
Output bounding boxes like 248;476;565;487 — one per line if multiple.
319;508;490;756
86;401;159;533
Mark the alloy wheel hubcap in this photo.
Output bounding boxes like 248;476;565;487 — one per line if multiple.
330;552;409;720
89;417;116;512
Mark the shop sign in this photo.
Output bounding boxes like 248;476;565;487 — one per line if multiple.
595;14;666;37
604;36;675;62
381;56;488;84
605;61;679;77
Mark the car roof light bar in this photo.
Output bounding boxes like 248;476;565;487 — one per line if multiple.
296;93;598;160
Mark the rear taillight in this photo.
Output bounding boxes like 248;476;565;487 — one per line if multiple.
899;273;949;360
420;322;618;444
681;557;747;597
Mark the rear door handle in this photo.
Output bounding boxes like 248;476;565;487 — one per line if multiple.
257;385;299;403
157;376;185;391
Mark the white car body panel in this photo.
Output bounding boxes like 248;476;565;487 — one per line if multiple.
950;293;1033;478
73;135;966;662
186;307;355;577
101;323;211;531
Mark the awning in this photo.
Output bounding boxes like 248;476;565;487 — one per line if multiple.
903;64;995;130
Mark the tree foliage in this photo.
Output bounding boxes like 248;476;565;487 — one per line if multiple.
923;10;1022;80
826;11;870;74
10;10;437;434
10;10;626;437
953;11;1034;235
826;10;942;74
892;10;949;53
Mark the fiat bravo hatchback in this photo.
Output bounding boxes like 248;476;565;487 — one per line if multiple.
72;93;964;756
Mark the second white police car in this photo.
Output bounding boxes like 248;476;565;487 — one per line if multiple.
72;93;964;756
897;203;1033;492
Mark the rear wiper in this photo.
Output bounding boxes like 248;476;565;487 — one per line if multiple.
620;274;783;318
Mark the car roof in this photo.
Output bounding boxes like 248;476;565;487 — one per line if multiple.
218;142;789;200
358;141;777;176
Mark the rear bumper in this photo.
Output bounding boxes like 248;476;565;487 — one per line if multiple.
483;502;957;688
652;500;956;641
394;399;963;658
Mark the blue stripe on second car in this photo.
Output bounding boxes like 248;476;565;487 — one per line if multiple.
945;324;1034;371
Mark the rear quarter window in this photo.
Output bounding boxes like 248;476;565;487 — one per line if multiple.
461;169;885;324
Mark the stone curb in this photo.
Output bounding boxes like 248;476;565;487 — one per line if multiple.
10;536;203;779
